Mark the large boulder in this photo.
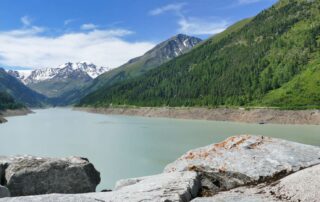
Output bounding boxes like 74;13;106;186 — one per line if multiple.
164;135;320;195
110;171;200;201
192;164;320;202
0;186;10;199
1;135;319;202
0;156;100;197
267;163;320;201
0;171;200;202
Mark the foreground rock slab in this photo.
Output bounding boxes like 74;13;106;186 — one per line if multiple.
0;186;10;199
1;135;319;201
0;171;200;202
0;156;100;197
268;163;320;201
192;164;320;202
164;135;320;195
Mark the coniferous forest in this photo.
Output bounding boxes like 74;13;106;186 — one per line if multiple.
79;0;320;109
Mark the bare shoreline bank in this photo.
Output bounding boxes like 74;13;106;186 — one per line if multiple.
0;108;33;124
76;107;320;125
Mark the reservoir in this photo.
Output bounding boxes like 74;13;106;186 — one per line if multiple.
0;108;319;190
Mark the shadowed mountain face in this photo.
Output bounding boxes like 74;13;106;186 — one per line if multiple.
8;62;110;106
79;0;320;109
0;68;47;107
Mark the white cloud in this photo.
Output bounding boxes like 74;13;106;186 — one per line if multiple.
150;3;228;36
178;17;228;35
64;19;76;26
0;27;155;69
21;16;32;27
238;0;263;4
81;23;98;30
149;3;186;16
4;26;45;36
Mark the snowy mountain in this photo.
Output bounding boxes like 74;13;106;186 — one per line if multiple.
7;70;32;82
6;62;110;105
59;62;110;79
0;69;47;107
8;62;110;85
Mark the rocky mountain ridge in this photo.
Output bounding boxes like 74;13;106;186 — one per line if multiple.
7;62;110;85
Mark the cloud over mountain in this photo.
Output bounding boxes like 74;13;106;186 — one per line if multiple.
0;21;155;69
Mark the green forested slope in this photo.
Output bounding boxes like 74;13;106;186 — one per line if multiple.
0;69;47;107
79;0;320;109
0;92;24;110
84;34;202;93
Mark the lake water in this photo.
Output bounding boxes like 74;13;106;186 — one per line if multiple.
0;108;319;190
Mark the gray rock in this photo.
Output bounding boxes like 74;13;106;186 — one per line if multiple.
109;171;200;201
192;192;278;202
0;194;98;202
191;185;280;202
191;164;320;202
0;171;200;202
268;164;320;201
0;186;10;198
164;135;320;195
0;116;7;124
0;156;100;197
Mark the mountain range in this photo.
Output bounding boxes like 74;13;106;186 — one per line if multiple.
1;34;201;107
85;34;202;94
78;0;320;109
1;0;319;110
0;68;47;107
8;62;110;99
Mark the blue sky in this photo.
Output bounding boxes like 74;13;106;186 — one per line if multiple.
0;0;277;69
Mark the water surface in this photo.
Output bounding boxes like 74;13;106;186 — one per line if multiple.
0;108;319;190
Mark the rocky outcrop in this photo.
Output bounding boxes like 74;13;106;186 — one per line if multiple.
0;186;10;198
193;164;320;202
0;109;32;124
0;135;319;202
164;135;320;196
0;116;7;123
0;156;100;197
268;163;320;201
0;171;200;202
110;171;200;201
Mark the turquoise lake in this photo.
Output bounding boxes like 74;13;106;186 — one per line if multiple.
0;108;319;190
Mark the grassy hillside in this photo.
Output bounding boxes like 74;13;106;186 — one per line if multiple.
79;0;320;109
261;57;320;109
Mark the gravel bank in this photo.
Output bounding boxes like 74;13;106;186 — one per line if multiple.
76;107;320;125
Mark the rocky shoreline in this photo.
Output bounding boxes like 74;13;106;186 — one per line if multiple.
0;135;319;201
0;108;33;124
0;117;6;124
76;107;320;125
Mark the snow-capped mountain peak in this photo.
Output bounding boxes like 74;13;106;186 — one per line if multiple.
58;62;110;79
8;62;110;84
7;70;32;81
27;68;60;82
